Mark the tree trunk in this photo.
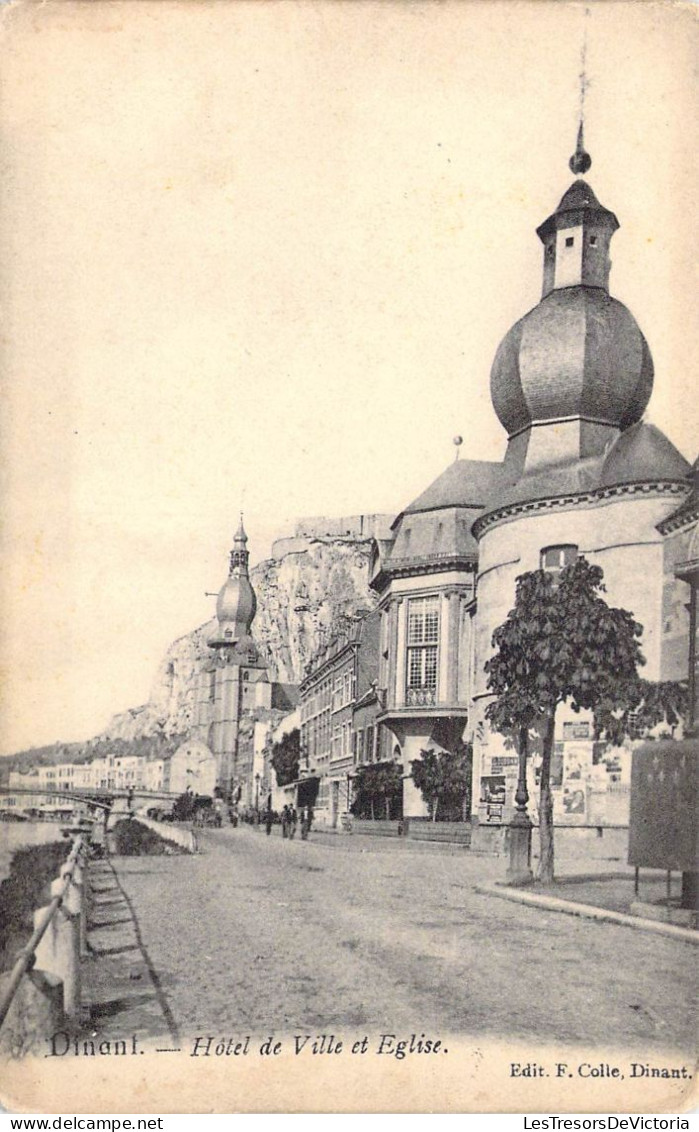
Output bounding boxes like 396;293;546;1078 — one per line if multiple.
370;797;375;821
432;796;438;822
384;794;390;820
537;712;556;883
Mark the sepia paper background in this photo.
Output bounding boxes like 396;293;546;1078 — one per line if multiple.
0;0;697;1115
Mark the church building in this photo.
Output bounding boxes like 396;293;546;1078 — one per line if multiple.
371;129;695;846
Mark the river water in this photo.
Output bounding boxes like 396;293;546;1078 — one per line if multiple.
0;822;68;884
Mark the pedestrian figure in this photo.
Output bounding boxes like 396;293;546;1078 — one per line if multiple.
289;806;298;840
265;807;273;836
300;806;310;840
281;804;290;839
213;796;223;828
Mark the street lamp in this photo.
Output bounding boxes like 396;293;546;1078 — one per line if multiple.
255;773;260;814
507;726;533;884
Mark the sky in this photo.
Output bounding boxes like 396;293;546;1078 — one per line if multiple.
0;1;696;755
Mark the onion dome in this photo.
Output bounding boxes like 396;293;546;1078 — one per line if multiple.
491;287;654;439
210;516;257;647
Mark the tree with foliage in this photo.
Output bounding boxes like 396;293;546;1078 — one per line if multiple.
410;744;472;821
351;761;403;820
593;679;687;746
271;728;300;787
486;557;653;883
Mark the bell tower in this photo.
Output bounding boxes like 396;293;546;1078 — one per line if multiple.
489;125;654;480
209;514;257;649
194;516;272;796
536;126;619;297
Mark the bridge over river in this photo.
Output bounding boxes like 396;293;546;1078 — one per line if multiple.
0;785;181;815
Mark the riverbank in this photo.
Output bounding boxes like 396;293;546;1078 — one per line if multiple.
0;820;72;884
0;840;70;973
111;818;189;855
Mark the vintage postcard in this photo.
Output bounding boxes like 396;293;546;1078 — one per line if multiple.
0;0;697;1116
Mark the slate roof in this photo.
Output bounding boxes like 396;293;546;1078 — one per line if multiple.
536;178;619;241
599;422;690;488
403;459;506;514
478;422;690;523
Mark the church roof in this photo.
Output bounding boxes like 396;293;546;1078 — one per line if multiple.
404;458;506;514
272;683;299;711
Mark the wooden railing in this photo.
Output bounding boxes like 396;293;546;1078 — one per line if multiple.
0;833;90;1055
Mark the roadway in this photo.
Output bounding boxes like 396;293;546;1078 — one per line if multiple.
89;823;697;1054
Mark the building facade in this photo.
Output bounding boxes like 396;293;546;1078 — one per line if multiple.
299;610;382;827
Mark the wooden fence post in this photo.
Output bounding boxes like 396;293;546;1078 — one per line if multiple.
61;859;87;958
0;967;63;1058
34;887;81;1020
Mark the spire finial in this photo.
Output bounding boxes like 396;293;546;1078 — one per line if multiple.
569;9;592;175
453;435;463;462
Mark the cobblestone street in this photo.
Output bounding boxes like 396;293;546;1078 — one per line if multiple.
93;826;697;1054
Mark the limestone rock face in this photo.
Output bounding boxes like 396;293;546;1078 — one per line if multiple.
251;535;377;683
99;533;378;742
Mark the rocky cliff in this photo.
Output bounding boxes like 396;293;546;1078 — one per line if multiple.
99;530;383;742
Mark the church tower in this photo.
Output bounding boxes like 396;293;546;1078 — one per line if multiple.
209;515;257;649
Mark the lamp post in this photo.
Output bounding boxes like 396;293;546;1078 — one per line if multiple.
255;773;260;815
507;726;533;885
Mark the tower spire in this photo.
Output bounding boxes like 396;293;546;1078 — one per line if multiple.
569;10;592;175
209;513;257;648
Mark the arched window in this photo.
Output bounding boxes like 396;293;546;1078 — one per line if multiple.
540;544;578;583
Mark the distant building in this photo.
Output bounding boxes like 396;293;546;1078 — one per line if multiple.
168;741;217;796
143;758;165;793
